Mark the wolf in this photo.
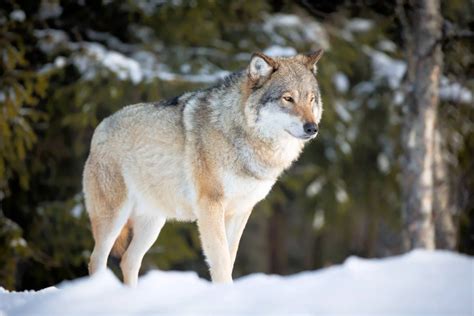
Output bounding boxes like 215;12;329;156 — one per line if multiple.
83;50;324;285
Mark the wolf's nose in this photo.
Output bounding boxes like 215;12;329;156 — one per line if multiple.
303;123;318;136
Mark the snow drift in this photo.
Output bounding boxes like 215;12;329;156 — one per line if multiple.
1;250;472;315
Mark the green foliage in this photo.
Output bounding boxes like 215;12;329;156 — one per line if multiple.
0;215;30;289
0;8;48;193
141;0;270;47
0;3;49;289
22;197;92;287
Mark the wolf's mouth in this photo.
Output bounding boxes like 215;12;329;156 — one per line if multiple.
285;130;314;140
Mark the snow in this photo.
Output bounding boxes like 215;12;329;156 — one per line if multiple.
72;43;144;84
393;90;405;105
263;13;329;49
440;77;473;104
9;10;26;22
337;137;352;155
361;47;471;105
324;146;338;161
340;18;374;42
109;49;230;83
34;28;230;84
335;185;349;202
39;34;232;84
334;100;352;122
377;153;390;174
135;0;168;16
8;238;27;248
306;178;325;197
363;47;407;89
353;81;376;95
377;40;397;53
34;29;69;53
154;67;230;83
38;56;68;74
31;12;330;86
38;1;63;19
312;211;325;230
85;29;135;53
54;56;67;68
70;204;83;218
333;72;350;93
0;287;57;314
2;250;471;315
346;18;374;32
134;0;184;15
264;45;297;57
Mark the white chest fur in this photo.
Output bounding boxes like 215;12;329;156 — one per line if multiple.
222;170;275;215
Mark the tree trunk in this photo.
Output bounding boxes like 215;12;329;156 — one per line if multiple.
400;0;442;250
433;129;458;249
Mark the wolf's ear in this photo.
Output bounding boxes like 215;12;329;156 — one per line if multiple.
303;49;324;75
248;52;278;85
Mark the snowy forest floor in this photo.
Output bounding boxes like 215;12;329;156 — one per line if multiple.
0;250;472;315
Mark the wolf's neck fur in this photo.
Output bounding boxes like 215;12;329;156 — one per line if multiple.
193;71;305;180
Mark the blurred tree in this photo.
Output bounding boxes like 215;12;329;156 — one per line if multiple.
434;0;474;250
433;130;457;249
398;0;442;249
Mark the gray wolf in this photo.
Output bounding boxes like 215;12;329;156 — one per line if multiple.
83;50;324;285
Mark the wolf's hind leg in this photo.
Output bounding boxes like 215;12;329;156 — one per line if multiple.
85;158;131;276
88;202;132;275
121;215;166;287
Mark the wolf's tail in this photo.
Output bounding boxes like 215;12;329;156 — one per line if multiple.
111;221;133;258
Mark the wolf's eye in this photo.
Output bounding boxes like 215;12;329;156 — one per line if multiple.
310;96;315;102
283;96;294;103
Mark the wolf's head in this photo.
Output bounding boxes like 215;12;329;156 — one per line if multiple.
243;50;324;141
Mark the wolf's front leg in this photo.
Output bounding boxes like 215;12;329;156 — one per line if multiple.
225;211;252;268
197;201;233;284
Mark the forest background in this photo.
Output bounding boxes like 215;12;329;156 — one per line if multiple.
1;0;472;290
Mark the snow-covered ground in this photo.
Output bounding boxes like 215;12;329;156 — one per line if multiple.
1;250;472;315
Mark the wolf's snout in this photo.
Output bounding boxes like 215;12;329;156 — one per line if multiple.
303;122;318;136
